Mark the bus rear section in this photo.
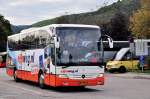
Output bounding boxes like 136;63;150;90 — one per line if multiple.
0;52;6;68
6;24;113;88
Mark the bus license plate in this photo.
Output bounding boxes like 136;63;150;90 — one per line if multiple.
79;81;87;86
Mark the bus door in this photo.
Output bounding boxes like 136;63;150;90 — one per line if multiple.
19;50;26;80
44;44;55;85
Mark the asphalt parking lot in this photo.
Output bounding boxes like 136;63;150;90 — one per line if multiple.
0;68;150;99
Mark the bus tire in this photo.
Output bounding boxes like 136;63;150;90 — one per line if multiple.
38;74;45;89
78;86;86;89
14;70;20;82
119;66;126;73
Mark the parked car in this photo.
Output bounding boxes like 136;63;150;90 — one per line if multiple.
106;48;139;73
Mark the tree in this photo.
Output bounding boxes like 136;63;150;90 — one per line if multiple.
109;11;131;41
129;0;150;38
0;14;12;52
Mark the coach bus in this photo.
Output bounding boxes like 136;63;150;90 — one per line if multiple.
6;24;113;88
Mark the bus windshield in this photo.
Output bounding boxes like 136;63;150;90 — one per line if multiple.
56;27;102;66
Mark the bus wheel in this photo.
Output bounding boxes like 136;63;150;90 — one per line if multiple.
119;66;126;73
39;74;45;89
14;70;20;82
78;86;86;89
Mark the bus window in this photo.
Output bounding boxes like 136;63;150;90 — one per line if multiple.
51;47;55;65
56;27;101;66
37;30;50;48
8;35;20;51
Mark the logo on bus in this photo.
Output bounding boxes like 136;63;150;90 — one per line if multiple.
17;53;35;65
61;70;78;73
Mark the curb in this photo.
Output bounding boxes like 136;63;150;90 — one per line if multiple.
110;73;150;80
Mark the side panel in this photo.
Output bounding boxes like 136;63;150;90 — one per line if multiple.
120;60;139;70
21;49;44;82
6;50;22;77
6;68;14;77
6;49;45;82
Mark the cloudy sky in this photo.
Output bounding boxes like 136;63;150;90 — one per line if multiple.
0;0;117;25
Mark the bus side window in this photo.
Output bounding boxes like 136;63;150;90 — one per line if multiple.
44;47;51;59
37;30;50;48
8;36;19;51
44;51;48;59
51;48;55;65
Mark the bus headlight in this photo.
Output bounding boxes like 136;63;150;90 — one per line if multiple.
97;74;104;77
58;74;68;78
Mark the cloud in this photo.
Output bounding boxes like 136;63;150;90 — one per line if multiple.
0;0;118;25
8;0;71;7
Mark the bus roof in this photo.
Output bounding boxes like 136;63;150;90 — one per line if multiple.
21;24;100;34
8;33;20;39
43;24;100;29
8;24;100;38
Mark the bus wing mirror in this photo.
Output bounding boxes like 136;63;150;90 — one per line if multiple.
54;37;60;48
107;37;113;48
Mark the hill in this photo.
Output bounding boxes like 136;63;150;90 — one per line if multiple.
32;0;140;27
11;25;31;33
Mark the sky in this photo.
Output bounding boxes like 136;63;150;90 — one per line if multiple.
0;0;118;25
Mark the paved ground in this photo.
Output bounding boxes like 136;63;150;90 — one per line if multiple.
0;68;150;99
111;72;150;79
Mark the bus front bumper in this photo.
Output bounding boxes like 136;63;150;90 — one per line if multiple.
44;74;104;87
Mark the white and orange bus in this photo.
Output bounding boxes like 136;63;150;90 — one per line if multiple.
6;24;113;88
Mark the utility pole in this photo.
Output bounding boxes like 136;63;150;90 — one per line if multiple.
128;36;134;71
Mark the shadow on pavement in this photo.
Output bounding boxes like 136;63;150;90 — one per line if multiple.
44;86;102;93
8;79;103;93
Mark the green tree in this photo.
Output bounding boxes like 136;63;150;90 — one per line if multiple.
129;0;150;38
0;14;12;52
110;11;131;40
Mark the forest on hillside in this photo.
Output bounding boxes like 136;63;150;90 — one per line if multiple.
1;0;150;52
0;14;12;52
